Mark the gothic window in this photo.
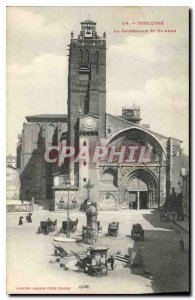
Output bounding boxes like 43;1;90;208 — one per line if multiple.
96;51;99;73
84;92;89;115
79;97;83;115
86;49;89;64
79;73;89;81
48;124;55;144
79;64;90;81
34;123;41;145
79;49;83;64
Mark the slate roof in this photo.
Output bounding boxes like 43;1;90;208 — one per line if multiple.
25;114;67;123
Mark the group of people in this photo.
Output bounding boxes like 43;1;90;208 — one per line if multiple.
172;209;185;222
18;213;32;225
161;209;185;223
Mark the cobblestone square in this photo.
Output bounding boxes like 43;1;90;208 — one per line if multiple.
7;209;189;294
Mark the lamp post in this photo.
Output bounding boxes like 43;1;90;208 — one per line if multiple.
83;179;94;200
31;197;34;212
66;181;71;238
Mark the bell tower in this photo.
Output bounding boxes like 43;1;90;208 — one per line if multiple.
67;19;106;184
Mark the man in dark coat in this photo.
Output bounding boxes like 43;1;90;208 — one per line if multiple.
179;238;184;251
18;216;23;225
108;256;115;270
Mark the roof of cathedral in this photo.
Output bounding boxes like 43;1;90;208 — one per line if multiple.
106;113;182;142
25;114;67;123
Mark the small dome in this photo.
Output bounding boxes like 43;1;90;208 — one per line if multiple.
86;204;97;216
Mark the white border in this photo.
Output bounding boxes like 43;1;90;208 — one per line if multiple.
3;0;195;6
1;1;194;299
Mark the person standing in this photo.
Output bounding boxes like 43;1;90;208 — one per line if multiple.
173;212;176;222
181;209;185;222
179;238;184;251
18;216;23;225
177;210;181;222
28;213;32;222
110;256;115;270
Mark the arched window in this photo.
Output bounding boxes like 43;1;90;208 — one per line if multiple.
48;124;55;144
96;51;99;73
86;49;89;64
80;49;83;64
34;123;41;145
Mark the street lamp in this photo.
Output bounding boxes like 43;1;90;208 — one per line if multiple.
66;180;71;238
83;179;94;200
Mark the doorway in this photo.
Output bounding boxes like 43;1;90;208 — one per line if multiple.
140;191;148;209
128;192;137;209
128;191;149;210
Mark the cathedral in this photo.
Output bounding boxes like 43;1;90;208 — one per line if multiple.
17;19;185;211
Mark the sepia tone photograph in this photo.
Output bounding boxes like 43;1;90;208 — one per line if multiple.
6;6;189;294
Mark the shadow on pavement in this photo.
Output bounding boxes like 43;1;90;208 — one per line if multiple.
128;209;189;294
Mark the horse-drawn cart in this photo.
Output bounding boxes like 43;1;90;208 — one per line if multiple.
37;219;57;234
60;218;78;234
108;222;119;237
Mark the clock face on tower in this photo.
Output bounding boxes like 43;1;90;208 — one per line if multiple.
84;117;96;129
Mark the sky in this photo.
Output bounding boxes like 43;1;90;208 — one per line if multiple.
6;6;189;155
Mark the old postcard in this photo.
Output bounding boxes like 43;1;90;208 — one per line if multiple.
6;6;189;294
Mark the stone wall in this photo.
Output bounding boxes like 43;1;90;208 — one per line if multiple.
99;191;119;210
18;120;67;203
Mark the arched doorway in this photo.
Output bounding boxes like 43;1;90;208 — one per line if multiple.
124;168;159;209
104;126;165;209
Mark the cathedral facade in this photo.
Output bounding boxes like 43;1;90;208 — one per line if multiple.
17;19;184;211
